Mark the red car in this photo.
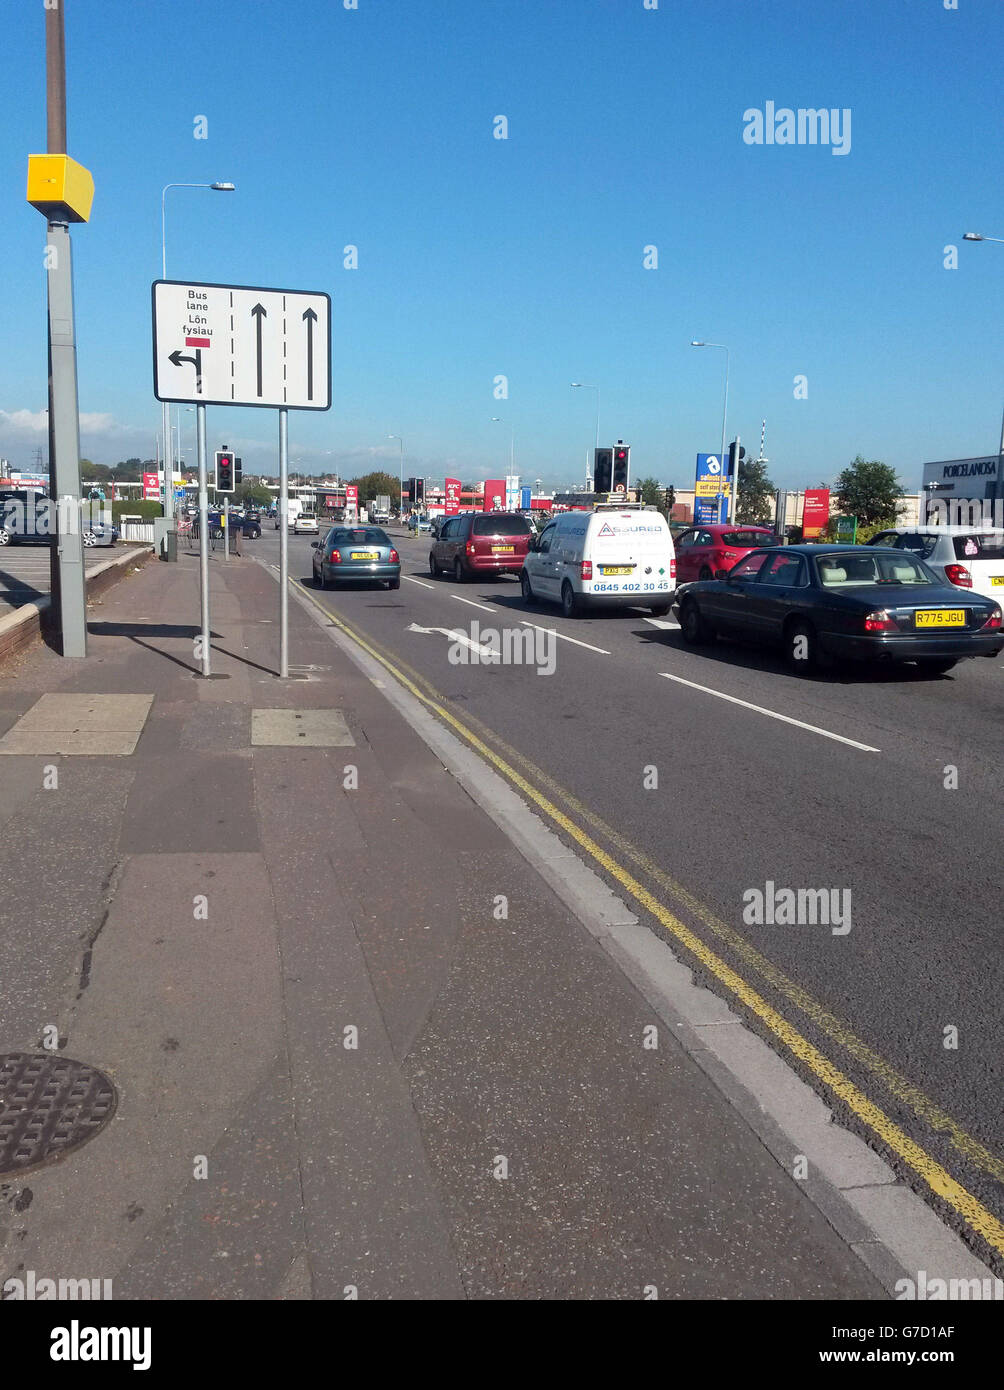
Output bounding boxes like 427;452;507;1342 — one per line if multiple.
674;524;779;584
429;511;533;580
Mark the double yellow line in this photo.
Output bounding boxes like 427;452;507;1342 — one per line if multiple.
297;580;1004;1259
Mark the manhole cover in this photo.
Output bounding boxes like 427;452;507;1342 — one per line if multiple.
0;1053;117;1178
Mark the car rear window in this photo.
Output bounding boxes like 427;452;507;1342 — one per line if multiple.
952;533;1004;562
332;528;388;544
472;515;532;537
721;530;777;546
816;552;935;586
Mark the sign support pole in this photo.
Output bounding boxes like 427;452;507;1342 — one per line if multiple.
279;407;289;679
196;404;211;677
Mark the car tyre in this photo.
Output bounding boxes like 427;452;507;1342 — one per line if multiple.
453;558;465;583
0;529;11;546
649;602;672;616
680;597;713;644
82;530;98;547
429;552;440;577
315;567;326;590
520;570;537;604
785;619;818;672
560;581;582;619
388;576;401;590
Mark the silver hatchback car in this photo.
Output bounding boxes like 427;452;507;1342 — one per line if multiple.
869;526;1004;602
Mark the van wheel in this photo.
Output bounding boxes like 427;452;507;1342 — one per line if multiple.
560;581;581;618
649;602;671;616
520;570;536;604
680;598;713;644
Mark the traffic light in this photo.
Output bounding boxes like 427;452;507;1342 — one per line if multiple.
728;441;745;478
664;485;676;512
214;448;235;493
593;448;613;492
612;442;630;493
407;476;424;506
234;456;243;486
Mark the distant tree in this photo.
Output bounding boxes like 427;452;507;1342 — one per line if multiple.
834;456;904;527
346;470;401;506
636;476;664;508
235;483;271;507
736;457;776;523
110;459;143;481
80;459;112;483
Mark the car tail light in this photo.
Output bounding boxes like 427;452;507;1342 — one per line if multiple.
466;541;476;555
669;559;676;579
389;549;399;563
980;605;1002;630
581;560;593;580
329;549;342;563
944;563;972;588
864;609;896;632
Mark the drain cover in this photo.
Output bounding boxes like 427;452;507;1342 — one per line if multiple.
0;1053;117;1178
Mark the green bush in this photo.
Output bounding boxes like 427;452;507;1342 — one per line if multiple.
110;499;163;522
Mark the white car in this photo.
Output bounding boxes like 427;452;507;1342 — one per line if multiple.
869;526;1004;601
294;513;319;534
521;504;676;617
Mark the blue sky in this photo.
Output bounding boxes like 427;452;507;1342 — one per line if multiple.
1;0;1002;491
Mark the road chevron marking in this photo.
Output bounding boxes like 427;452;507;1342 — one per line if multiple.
291;579;1004;1257
659;672;881;753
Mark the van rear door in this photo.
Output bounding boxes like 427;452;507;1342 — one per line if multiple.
586;513;674;598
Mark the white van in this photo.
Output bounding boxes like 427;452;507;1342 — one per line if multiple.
521;505;676;617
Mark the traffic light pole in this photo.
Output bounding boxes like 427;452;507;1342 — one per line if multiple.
222;495;229;563
731;435;741;523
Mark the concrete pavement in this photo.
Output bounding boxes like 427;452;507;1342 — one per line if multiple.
0;545;891;1299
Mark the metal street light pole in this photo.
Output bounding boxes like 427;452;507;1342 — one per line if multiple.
962;232;1004;481
690;341;731;519
389;434;404;513
571;383;600;484
161;181;234;505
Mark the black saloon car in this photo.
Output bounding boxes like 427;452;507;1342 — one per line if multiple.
676;545;1003;674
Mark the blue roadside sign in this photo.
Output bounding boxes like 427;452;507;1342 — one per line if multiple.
694;453;729;524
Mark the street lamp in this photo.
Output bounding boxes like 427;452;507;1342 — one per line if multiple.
490;417;515;474
962;232;1004;476
690;341;732;520
389;434;404;512
571;382;600;479
160;181;235;500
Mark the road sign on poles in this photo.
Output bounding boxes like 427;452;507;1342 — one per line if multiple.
152;279;331;410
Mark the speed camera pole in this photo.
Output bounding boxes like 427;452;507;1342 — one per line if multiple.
36;0;89;657
279;408;289;679
196;405;211;677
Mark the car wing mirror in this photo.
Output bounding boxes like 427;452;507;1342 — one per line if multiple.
310;541;319;548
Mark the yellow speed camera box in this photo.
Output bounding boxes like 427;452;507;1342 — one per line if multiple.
27;154;94;223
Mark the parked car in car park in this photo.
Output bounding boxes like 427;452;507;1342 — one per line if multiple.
676;544;1003;674
674;524;779;583
520;505;676;617
868;526;1004;602
430;511;533;581
312;526;400;589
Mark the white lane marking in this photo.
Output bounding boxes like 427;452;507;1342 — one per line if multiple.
519;620;610;655
643;616;681;630
407;621;493;654
403;574;434;589
452;594;496;613
658;673;880;753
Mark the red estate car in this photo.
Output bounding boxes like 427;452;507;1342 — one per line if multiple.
429;511;533;581
674;524;779;584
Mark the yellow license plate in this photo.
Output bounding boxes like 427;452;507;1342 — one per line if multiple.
915;609;964;627
350;551;378;560
991;577;1004;586
601;566;632;575
491;545;514;552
